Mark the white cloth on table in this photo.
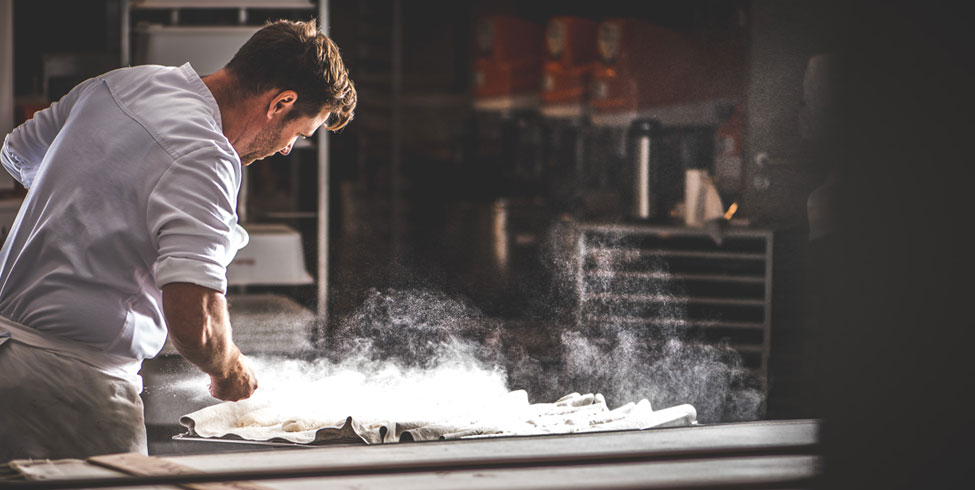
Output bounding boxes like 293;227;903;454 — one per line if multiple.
0;315;146;462
0;62;243;362
179;390;698;445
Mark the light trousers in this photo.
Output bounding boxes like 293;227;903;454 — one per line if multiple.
0;317;146;462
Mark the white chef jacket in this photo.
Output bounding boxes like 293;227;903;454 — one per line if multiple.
0;63;242;366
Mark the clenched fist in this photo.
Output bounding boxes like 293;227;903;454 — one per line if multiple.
209;354;258;401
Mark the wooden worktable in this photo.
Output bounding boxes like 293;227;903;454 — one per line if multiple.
4;419;821;490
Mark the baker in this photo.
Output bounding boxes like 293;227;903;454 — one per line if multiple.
0;19;356;460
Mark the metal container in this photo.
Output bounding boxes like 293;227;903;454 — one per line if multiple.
627;119;661;220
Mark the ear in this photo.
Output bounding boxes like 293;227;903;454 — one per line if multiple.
266;90;298;119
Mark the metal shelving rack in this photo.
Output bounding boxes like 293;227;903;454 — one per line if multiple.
121;1;336;451
120;0;331;322
574;223;774;400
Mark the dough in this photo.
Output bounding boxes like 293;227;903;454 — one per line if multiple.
236;406;291;428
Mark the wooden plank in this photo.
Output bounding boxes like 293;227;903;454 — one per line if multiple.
251;455;819;490
3;459;173;490
9;422;819;489
4;455;819;490
168;420;819;474
89;453;270;490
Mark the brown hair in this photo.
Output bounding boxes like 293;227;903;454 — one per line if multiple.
225;19;356;131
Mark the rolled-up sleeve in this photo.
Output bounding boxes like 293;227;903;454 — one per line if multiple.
0;136;35;187
147;146;241;293
1;78;98;188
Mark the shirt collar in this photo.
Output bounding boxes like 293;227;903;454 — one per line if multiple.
180;62;223;131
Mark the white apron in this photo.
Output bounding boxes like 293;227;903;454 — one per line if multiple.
0;316;147;462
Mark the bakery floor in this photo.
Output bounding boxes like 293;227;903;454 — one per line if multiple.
10;420;820;489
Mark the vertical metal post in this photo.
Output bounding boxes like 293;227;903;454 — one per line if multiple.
574;226;587;329
761;230;774;417
390;0;403;273
316;0;331;324
0;0;13;137
238;166;249;223
0;0;14;191
120;0;130;66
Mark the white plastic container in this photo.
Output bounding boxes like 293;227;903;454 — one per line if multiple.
227;223;314;286
134;24;261;75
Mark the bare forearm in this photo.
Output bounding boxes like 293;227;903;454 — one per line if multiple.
162;282;257;400
162;283;239;376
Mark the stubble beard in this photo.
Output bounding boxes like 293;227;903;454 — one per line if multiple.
240;118;287;165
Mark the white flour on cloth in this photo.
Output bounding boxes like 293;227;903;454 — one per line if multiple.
178;358;697;444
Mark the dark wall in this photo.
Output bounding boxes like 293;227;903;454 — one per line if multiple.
742;0;850;421
739;2;975;485
742;0;843;228
12;0;120;99
803;2;974;488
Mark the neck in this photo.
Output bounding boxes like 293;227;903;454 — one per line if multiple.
202;69;254;153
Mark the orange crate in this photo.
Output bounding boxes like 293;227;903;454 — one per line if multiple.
541;16;598;106
472;15;543;99
590;19;703;113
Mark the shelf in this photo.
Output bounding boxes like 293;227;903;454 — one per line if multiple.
582;316;767;331
651;339;766;356
261;211;318;219
131;0;315;9
587;335;766;356
589;97;738;127
580;222;772;239
586;270;766;284
584;293;766;307
587;247;767;261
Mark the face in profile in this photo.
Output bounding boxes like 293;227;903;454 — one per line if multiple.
239;106;331;166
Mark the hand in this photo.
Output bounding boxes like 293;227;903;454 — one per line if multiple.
209;354;258;401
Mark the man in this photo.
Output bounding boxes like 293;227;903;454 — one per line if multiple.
0;19;356;460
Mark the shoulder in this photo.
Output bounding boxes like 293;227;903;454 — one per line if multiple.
148;142;241;226
99;64;236;163
172;142;241;190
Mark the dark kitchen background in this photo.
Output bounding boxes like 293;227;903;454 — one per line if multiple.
2;0;973;488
